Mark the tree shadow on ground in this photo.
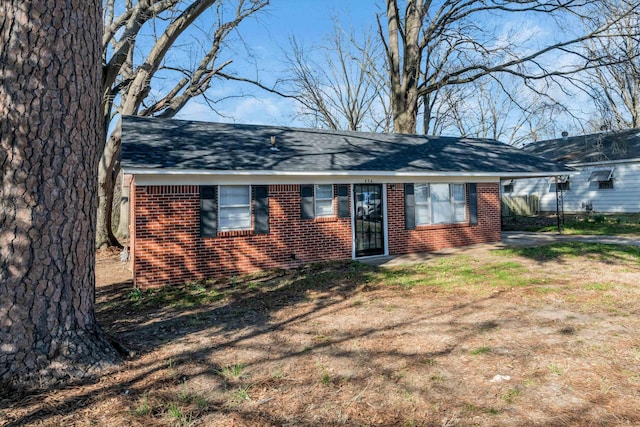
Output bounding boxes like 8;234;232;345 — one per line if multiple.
3;257;640;426
497;242;640;265
0;260;514;426
97;261;376;352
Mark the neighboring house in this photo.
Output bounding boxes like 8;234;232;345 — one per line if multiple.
505;128;640;214
121;116;570;288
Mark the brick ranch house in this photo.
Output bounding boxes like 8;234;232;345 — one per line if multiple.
121;116;571;288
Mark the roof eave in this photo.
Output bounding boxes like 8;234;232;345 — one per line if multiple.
568;157;640;167
122;167;573;179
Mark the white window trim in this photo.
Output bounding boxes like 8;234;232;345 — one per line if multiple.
415;183;431;226
451;184;467;222
314;184;335;217
218;185;252;231
415;183;467;225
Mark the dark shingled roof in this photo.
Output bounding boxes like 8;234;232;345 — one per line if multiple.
121;116;572;175
522;128;640;164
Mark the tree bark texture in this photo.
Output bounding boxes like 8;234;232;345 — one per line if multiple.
115;172;131;239
384;0;422;134
96;132;121;249
0;0;120;388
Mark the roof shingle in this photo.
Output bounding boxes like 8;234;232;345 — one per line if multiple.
121;116;571;175
522;128;640;163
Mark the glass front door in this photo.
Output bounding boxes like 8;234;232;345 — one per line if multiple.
354;184;384;257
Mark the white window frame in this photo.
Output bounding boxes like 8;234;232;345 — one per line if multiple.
314;184;334;217
415;183;431;225
414;183;467;225
451;183;467;223
218;185;252;231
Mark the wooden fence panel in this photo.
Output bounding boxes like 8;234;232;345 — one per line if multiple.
501;195;540;216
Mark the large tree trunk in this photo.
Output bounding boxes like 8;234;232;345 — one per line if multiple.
0;0;121;388
96;133;122;249
384;0;422;134
116;172;132;240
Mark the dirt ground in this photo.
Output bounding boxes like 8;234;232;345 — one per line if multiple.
2;244;640;426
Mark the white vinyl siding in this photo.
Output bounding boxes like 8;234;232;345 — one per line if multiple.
507;161;640;213
219;185;251;230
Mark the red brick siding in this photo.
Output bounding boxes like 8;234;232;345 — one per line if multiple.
132;184;352;288
132;182;501;288
387;183;501;254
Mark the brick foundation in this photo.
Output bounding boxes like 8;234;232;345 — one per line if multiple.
131;182;501;288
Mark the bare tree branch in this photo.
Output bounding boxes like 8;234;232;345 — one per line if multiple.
98;0;269;247
378;0;640;133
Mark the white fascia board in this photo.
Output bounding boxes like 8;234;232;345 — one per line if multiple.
499;171;578;179
124;168;570;186
568;158;640;167
124;167;506;177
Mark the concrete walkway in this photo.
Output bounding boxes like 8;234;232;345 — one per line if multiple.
360;231;640;267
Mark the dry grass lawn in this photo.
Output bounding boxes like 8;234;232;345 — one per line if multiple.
2;242;640;426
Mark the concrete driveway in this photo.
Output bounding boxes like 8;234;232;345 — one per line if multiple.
361;231;640;267
502;231;640;248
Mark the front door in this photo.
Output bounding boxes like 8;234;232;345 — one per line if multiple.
354;184;384;257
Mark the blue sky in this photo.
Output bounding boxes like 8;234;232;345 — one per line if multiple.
171;0;597;139
176;0;382;127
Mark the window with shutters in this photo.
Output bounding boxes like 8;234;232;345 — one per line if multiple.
219;185;251;230
301;184;348;220
200;185;269;237
414;183;467;225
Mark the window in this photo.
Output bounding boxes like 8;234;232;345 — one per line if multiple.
549;177;570;192
588;168;614;190
415;184;431;225
431;183;452;224
503;183;514;193
219;185;251;230
200;185;269;237
301;184;349;220
598;179;614;189
314;184;334;217
452;184;467;222
414;183;467;225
